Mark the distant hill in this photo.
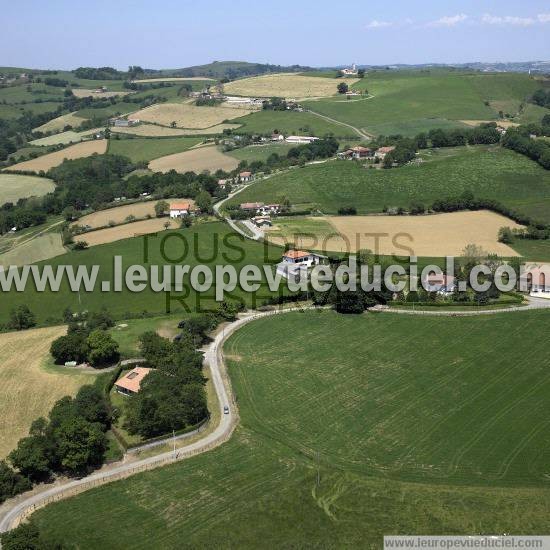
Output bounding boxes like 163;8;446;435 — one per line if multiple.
154;61;314;80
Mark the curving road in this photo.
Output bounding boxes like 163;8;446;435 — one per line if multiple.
0;308;302;535
2;297;549;533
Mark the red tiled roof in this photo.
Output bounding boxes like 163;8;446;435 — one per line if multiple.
170;202;191;211
114;367;151;393
283;250;310;260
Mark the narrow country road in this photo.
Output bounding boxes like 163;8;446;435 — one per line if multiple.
2;299;549;534
0;308;304;535
305;108;373;140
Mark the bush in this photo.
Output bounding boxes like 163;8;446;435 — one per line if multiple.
8;305;36;331
337;206;357;215
50;332;89;364
0;461;31;504
86;330;119;367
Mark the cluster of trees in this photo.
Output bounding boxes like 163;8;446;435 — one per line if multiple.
8;384;111;483
43;77;69;88
1;522;63;550
502;125;550;170
73;67;125;80
262;97;288;111
124;302;241;438
425;124;501;148
50;310;119;368
531;89;550;109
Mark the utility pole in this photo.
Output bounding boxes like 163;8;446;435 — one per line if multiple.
172;429;176;459
316;451;320;487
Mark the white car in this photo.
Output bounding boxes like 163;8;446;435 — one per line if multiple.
223;405;230;415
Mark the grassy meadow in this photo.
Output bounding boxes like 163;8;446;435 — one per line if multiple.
304;71;540;136
107;136;203;163
32;310;550;547
225;142;295;163
235;109;358;138
0;173;55;203
0;222;286;325
226;146;550;224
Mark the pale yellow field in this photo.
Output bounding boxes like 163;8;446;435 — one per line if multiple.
33;112;88;133
460;120;519;129
133;77;215;83
0;326;96;458
149;145;238;174
0;233;66;270
72;198;195;229
6;140;107;173
71;89;131;99
128;102;253;129
267;211;522;256
79;217;177;246
223;73;359;98
30;130;82;147
111;123;242;137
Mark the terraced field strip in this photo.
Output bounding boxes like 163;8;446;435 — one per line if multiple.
5;140;107;173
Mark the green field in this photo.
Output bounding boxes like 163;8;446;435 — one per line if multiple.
303;71;540;136
0;222;286;325
107;136;203;163
33;310;550;547
226;145;550;223
235;109;358;138
226;142;295;163
509;238;550;262
0;173;55;204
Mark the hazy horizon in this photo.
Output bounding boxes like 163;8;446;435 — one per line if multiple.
1;0;550;70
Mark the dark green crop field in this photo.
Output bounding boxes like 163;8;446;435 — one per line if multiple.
32;310;550;548
107;136;203;163
226;145;550;223
235;109;359;138
0;222;285;325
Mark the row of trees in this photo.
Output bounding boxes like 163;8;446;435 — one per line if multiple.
502;125;550;170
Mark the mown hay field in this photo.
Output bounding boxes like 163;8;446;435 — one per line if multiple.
0;233;66;269
29;130;82;147
149;145;238;174
33;112;88;133
5;140;107;172
0;326;96;458
79;217;178;247
328;210;521;256
72;198;195;229
224;73;358;98
128;102;253;129
133;77;215;83
71;89;131;99
33;309;550;547
265;211;521;256
111;122;242;137
0;173;55;203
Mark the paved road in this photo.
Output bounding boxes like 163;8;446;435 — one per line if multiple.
0;308;303;535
